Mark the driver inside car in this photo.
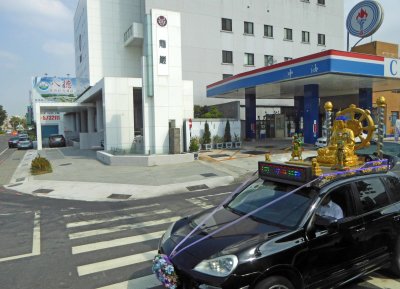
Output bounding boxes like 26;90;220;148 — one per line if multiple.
316;195;344;220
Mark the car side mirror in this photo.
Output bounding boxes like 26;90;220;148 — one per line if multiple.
315;214;339;232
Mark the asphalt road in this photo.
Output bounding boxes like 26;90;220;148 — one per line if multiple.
0;134;28;185
1;185;400;289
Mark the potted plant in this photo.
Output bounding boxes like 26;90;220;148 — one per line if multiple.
234;133;241;148
189;137;200;160
203;121;212;150
213;135;224;149
224;120;233;149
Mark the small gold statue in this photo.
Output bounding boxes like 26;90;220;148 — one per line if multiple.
317;116;359;167
290;134;303;161
265;152;271;162
311;158;323;176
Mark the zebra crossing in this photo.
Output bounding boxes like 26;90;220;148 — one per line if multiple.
62;196;400;289
63;202;182;289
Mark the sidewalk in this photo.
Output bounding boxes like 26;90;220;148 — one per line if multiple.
4;139;317;202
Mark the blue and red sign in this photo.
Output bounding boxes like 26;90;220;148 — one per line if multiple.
346;0;384;38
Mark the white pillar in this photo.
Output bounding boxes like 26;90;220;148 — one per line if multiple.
35;104;42;150
96;100;103;131
87;108;95;133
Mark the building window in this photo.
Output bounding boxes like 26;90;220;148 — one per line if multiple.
244;21;254;35
284;28;293;40
264;55;274;66
244;53;254;65
318;33;326;45
223;74;233;79
264;25;273;37
391;111;399;126
318;0;325;5
221;18;232;32
302;31;310;43
284;57;293;61
222;50;233;64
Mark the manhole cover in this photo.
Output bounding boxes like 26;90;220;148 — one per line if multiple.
8;183;22;187
242;150;266;155
208;154;229;158
33;189;54;194
200;173;217;177
59;163;72;166
16;177;25;182
256;145;275;149
107;194;131;199
186;184;209;191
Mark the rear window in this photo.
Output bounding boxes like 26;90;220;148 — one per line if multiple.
384;176;400;202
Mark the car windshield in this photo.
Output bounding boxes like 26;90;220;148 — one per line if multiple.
357;142;400;157
225;178;317;228
19;138;28;141
51;135;63;140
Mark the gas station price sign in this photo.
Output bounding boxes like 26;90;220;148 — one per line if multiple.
258;162;313;185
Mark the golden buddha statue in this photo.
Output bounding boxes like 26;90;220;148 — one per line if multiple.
316;116;359;167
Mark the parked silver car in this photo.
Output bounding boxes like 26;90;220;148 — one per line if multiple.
17;137;33;150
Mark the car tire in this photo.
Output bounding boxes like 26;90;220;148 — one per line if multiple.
254;276;294;289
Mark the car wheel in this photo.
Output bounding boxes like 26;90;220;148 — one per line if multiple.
254;276;294;289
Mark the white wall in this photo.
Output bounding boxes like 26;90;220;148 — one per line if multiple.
102;77;142;150
144;0;345;106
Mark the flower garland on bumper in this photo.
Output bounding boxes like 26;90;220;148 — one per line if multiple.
152;254;178;289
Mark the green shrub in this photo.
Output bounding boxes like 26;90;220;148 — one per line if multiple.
189;137;200;152
203;121;211;144
224;120;232;142
31;155;52;175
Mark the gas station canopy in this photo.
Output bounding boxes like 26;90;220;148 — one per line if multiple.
207;50;400;100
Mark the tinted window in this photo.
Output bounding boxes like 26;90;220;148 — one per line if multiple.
384;176;400;202
226;178;317;228
355;178;390;212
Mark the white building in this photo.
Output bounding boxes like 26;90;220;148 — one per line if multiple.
35;0;344;157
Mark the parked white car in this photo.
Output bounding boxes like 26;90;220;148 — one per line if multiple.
315;133;368;148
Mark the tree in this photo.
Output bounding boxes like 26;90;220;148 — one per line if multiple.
224;120;232;142
203;121;211;144
0;105;7;128
194;105;223;118
10;116;26;130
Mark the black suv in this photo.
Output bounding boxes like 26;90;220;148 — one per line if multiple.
157;160;400;289
48;134;66;148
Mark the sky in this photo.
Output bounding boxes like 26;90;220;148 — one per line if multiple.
0;0;399;117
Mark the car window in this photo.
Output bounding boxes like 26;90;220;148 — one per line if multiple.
319;184;353;219
355;178;390;213
384;176;400;202
226;178;317;228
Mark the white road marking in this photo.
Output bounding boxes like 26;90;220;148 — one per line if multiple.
68;217;180;239
63;203;160;218
96;274;160;289
365;273;400;288
72;231;164;254
66;209;171;228
186;198;213;209
0;147;9;157
0;210;41;262
0;210;32;216
77;250;157;276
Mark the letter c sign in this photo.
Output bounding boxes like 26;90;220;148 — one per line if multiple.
390;59;398;76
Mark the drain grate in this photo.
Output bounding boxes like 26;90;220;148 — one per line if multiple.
107;194;131;199
59;163;72;166
16;177;25;182
208;154;229;158
186;184;209;191
8;183;22;187
33;189;54;194
242;150;266;155
200;173;217;177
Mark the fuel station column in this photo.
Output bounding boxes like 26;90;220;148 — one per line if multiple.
245;87;256;140
303;84;319;144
